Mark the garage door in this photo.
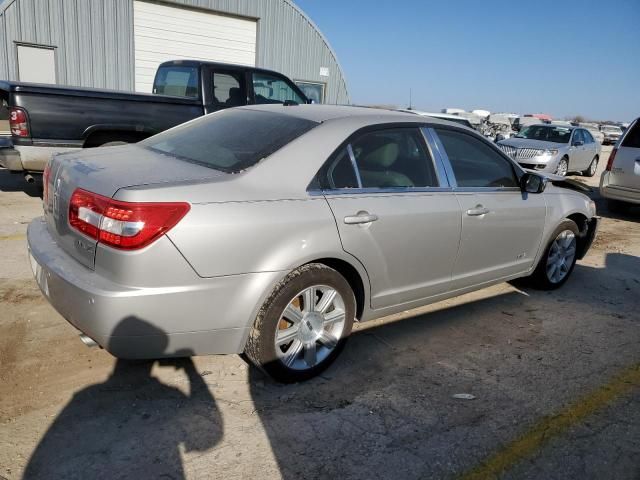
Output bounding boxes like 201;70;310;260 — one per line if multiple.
133;1;257;92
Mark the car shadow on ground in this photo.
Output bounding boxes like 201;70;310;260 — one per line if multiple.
23;317;223;480
0;167;41;198
22;254;640;479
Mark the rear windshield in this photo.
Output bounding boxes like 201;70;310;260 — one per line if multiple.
141;109;318;172
153;66;199;98
621;121;640;148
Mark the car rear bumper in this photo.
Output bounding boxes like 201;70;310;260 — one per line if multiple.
0;146;23;171
600;172;640;205
10;145;81;172
27;217;283;358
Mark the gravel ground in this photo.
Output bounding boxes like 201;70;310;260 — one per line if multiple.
0;146;638;479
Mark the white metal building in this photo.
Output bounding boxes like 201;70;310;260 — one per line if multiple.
0;0;349;104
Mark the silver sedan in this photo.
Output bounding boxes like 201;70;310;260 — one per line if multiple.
498;124;601;177
28;105;598;382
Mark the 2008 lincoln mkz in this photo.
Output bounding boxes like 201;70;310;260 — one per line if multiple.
28;105;598;382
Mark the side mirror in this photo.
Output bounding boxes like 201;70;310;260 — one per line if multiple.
573;140;584;147
521;172;546;194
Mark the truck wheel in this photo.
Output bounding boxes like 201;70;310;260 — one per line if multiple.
245;263;355;383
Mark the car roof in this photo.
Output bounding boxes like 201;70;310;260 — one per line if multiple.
238;104;454;125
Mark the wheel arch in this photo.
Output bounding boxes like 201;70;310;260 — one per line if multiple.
305;257;367;321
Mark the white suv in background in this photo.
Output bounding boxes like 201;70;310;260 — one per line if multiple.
600;118;640;212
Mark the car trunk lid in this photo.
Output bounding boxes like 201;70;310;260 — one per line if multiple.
44;144;225;269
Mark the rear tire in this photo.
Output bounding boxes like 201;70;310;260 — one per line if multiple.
245;263;355;383
582;156;598;177
527;220;579;290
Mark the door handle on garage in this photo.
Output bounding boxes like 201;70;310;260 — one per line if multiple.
466;205;490;216
344;213;379;224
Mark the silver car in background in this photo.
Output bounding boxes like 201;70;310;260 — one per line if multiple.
28;105;598;382
600;124;623;145
600;117;640;211
497;124;601;177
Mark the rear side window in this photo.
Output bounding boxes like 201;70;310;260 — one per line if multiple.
317;128;439;190
622;121;640;148
582;129;594;144
435;129;518;188
153;66;199;98
142;109;318;172
212;71;245;107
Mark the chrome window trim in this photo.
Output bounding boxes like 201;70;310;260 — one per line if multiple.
420;127;451;188
426;127;458;188
309;186;454;197
346;143;363;188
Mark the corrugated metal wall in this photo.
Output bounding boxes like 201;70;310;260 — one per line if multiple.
0;0;349;103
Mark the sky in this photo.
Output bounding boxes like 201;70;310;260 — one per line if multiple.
295;0;640;122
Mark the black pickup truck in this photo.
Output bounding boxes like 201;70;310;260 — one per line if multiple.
0;60;308;177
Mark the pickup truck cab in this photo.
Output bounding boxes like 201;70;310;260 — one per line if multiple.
0;60;308;177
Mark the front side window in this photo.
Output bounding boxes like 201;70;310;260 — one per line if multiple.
142;109;317;172
212;71;245;107
252;73;306;105
153;66;199;98
435;129;518;188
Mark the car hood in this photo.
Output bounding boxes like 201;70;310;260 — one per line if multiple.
498;138;567;150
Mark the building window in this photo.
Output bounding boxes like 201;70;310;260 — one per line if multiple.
16;44;56;84
295;81;325;104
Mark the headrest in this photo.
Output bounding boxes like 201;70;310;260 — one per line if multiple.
361;142;399;169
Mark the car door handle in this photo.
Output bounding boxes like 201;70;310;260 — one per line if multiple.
344;213;379;224
466;205;490;216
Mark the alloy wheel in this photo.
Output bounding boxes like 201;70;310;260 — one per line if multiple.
589;159;598;176
274;285;346;370
546;230;577;283
556;158;568;177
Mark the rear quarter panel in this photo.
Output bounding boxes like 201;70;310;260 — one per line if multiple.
166;197;355;278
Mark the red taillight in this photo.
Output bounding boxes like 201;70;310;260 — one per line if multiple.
605;147;618;171
9;107;30;137
42;162;51;205
68;188;190;250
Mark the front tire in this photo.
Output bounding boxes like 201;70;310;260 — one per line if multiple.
245;263;355;383
528;220;579;290
582;156;598;177
555;157;569;177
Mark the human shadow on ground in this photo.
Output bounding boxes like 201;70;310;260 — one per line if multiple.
23;317;222;480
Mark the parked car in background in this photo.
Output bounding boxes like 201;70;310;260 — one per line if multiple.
513;116;543;132
0;60;308;180
401;110;475;129
28;105;597;382
498;124;601;176
579;123;605;144
600;117;640;212
600;124;623;145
